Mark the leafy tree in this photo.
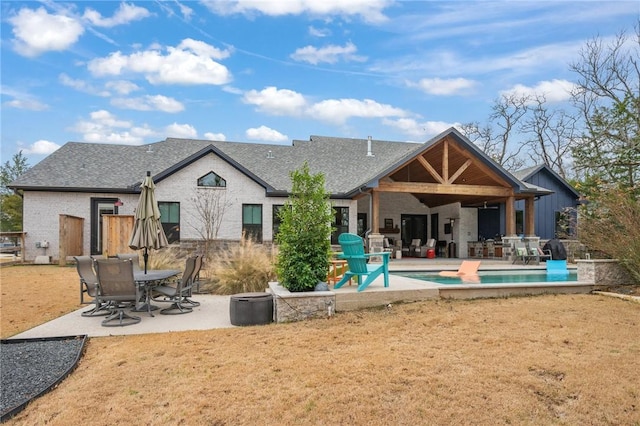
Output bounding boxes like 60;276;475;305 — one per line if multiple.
570;25;640;197
0;151;29;231
276;162;334;292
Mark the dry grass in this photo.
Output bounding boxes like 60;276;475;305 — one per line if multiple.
203;237;277;294
1;264;640;425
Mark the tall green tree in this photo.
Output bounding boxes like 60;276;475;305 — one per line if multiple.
276;162;334;292
570;25;640;197
0;151;30;231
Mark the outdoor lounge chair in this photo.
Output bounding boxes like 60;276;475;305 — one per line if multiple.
513;241;538;264
95;258;141;327
334;233;390;292
439;260;481;277
152;256;197;314
74;256;110;317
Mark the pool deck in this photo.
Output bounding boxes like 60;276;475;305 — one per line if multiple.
332;257;597;311
10;258;599;339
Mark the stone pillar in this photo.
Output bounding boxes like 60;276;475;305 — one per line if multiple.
501;236;521;261
368;233;384;263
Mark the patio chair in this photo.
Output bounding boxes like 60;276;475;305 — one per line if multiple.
512;241;537;264
74;256;110;317
439;260;481;277
116;253;142;272
152;256;197;314
191;254;205;294
95;258;141;327
181;254;202;306
409;239;422;257
334;233;390;292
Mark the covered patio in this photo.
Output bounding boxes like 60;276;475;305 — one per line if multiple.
355;130;550;259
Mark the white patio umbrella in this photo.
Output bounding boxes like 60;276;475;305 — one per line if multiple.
128;171;169;273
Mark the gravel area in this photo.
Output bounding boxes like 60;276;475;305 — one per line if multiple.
1;336;86;421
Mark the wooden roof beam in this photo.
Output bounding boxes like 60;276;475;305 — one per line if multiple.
378;181;513;197
447;159;472;184
416;156;445;184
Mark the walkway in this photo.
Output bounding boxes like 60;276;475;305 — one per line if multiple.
10;259;567;339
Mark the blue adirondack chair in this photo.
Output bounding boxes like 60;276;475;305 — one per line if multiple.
334;233;390;292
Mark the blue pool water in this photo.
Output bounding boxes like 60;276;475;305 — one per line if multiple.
397;271;578;285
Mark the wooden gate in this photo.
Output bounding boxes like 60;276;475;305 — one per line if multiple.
102;215;135;257
59;215;84;265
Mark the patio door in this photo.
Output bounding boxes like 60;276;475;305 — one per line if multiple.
91;198;119;255
401;214;428;247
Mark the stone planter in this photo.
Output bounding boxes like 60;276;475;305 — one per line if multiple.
576;259;635;286
268;282;336;323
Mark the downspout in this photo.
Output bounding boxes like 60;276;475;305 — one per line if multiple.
358;187;372;238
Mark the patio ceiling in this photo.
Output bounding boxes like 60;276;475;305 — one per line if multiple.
379;135;522;208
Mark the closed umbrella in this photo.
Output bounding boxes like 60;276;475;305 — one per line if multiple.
129;171;169;273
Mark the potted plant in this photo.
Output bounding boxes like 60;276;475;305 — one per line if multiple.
276;162;334;292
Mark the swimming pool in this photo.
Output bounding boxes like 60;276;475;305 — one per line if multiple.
397;270;578;285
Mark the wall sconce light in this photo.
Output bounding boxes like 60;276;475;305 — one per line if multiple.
449;218;455;226
114;199;124;207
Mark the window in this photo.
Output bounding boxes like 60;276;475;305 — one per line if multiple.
331;207;349;244
272;205;284;240
515;210;524;235
198;171;226;187
243;204;262;242
158;202;180;244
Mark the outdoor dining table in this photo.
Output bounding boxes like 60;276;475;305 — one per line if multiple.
133;269;181;316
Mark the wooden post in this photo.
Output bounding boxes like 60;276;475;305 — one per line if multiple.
525;196;535;237
505;195;516;236
371;190;380;235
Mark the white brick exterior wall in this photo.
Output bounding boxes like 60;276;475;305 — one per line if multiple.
21;152;358;262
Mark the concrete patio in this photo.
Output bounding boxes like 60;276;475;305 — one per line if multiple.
10;258;593;339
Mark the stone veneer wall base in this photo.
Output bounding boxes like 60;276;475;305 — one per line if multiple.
268;282;336;323
576;259;635;286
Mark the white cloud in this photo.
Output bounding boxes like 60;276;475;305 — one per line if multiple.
243;86;412;126
83;2;150;27
111;95;185;112
104;80;140;95
59;73;110;96
204;132;226;141
9;7;84;57
22;139;61;155
165;123;198;139
87;39;233;85
245;126;288;142
383;118;458;140
69;110;155;144
201;0;391;23
409;77;477;96
4;98;49;111
500;79;576;103
308;26;331;37
243;86;307;116
307;98;408;125
290;42;367;65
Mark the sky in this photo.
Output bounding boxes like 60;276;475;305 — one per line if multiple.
1;1;638;166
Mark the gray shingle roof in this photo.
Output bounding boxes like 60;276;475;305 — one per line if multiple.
10;135;421;195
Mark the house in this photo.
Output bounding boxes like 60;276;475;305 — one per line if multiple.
10;128;566;263
512;165;581;240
